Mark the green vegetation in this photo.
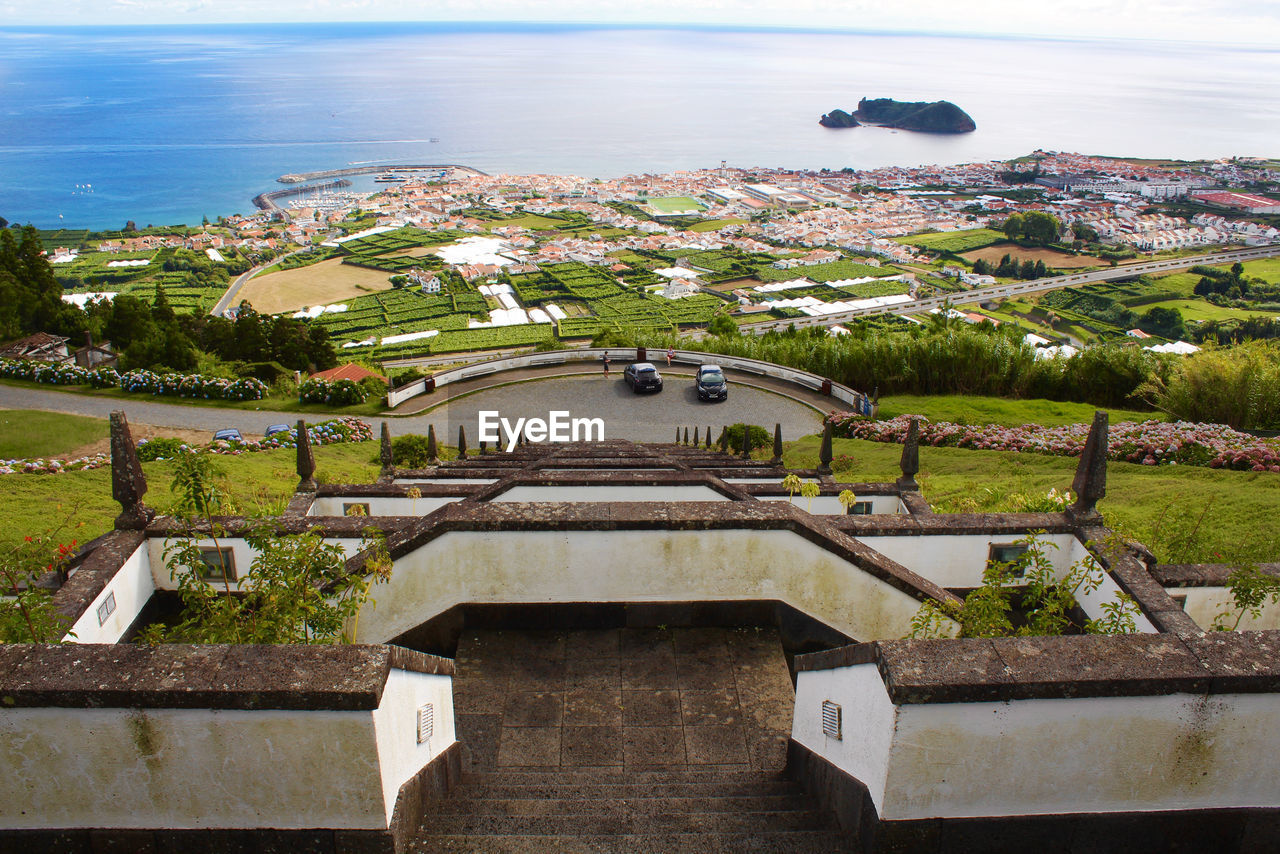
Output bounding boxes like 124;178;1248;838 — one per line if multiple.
1002;211;1061;247
644;196;706;215
1137;340;1280;430
783;434;1280;564
754;258;899;284
897;228;1005;254
874;394;1157;428
0;409;106;458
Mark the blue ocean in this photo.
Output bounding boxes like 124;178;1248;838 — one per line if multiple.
1;23;1277;230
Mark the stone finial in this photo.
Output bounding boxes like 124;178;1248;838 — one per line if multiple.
719;426;728;454
897;417;921;491
426;424;439;464
693;427;700;447
740;424;751;459
684;427;690;445
457;425;468;459
296;419;317;492
676;427;682;444
706;426;712;450
1070;410;1109;522
479;440;488;454
771;423;783;466
379;422;394;478
110;411;154;529
817;420;834;475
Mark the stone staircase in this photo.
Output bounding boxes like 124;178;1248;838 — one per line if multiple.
409;626;851;853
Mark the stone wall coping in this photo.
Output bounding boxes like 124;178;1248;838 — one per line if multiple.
828;512;1073;537
793;630;1280;703
0;643;452;710
52;529;147;625
144;516;419;538
1153;563;1280;587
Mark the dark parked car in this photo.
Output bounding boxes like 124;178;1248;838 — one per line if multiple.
212;428;243;443
264;424;291;437
623;362;664;393
695;365;728;401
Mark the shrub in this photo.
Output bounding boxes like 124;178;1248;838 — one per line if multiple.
136;437;191;462
392;434;434;468
299;378;369;406
720;423;770;452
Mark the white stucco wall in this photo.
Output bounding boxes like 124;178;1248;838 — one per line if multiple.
66;542;154;644
1168;586;1280;632
0;707;386;829
393;478;498;485
757;495;899;515
146;537;366;591
491;485;727;502
793;664;897;811
1064;538;1157;633
308;496;461;516
881;691;1280;819
860;533;1081;589
371;670;457;824
356;528;932;644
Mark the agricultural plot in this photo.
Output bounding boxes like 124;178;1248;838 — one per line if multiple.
754;259;899;284
897;228;1005;253
240;258;396;315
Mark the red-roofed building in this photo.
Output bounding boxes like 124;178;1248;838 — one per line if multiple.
1190;192;1280;215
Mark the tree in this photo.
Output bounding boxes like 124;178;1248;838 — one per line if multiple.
124;221;138;233
1212;566;1280;631
1002;213;1025;242
1019;260;1037;280
996;253;1018;278
971;258;992;276
708;314;739;337
1137;306;1186;340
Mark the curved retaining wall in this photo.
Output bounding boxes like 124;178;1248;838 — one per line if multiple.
387;347;873;412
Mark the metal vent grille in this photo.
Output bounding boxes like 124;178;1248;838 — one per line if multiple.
822;700;842;740
416;704;434;744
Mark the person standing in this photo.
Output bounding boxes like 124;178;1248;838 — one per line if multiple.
602;353;610;376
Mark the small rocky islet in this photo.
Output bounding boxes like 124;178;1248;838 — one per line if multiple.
820;97;977;133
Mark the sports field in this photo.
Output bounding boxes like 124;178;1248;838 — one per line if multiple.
645;196;707;215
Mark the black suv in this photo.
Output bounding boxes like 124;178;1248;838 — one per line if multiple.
623;362;664;393
696;364;728;401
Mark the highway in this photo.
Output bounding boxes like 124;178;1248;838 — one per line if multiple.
739;244;1280;334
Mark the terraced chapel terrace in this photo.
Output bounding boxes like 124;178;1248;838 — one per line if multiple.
7;415;1280;852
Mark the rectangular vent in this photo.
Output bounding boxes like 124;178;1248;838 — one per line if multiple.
822;700;842;740
416;703;434;744
96;592;117;627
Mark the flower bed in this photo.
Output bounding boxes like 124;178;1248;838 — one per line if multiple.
827;412;1280;473
0;359;267;401
0;418;374;475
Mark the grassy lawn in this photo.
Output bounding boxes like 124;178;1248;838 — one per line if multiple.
687;218;747;233
895;228;1005;253
874;394;1157;427
0;410;107;458
1141;299;1279;323
784;435;1280;563
644;196;706;215
1147;272;1202;296
239;258;393;314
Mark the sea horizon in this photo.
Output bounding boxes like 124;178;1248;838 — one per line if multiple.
2;22;1277;230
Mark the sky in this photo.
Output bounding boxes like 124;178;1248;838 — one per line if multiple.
0;0;1277;45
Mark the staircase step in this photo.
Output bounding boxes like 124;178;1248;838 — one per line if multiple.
411;830;854;853
462;769;787;786
454;780;803;800
431;793;813;816
417;809;832;837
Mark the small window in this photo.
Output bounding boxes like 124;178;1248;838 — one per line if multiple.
96;592;117;626
343;502;370;517
198;547;237;582
988;543;1030;579
845;501;873;516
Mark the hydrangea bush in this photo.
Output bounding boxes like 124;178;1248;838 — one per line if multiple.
827;412;1280;473
0;419;374;475
299;378;369;407
0;358;267;402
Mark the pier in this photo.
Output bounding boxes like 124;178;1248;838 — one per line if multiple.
252;178;352;212
276;163;489;184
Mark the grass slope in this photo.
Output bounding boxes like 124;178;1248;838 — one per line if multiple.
874;395;1157;427
0;410;107;458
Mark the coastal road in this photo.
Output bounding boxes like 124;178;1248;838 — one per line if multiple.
740;244;1280;334
0;375;824;445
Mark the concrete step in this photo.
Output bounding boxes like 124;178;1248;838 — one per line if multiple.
417;808;833;837
431;793;814;816
461;769;788;786
411;830;855;853
455;779;802;800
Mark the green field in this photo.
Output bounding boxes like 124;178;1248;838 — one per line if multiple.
754;259;899;284
0;410;107;458
1142;299;1279;324
873;394;1158;427
644;196;707;215
686;218;747;233
784;434;1280;564
894;228;1006;253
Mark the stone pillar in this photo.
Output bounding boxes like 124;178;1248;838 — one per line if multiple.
379;422;394;480
426;424;439;464
817;420;833;475
457;425;468;459
718;426;728;454
296;419;317;492
705;426;712;450
740;424;751;459
110;411;154;530
771;423;783;466
693;427;700;447
676;427;682;444
1069;411;1109;523
896;417;920;491
684;427;690;445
